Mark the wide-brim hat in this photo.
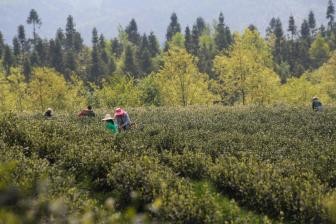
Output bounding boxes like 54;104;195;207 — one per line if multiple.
312;96;318;100
102;114;113;121
114;108;125;116
47;108;52;111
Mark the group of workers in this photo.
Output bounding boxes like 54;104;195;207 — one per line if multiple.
44;106;131;134
43;96;323;134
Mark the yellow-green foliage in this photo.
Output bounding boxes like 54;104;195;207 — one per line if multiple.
167;33;185;49
154;47;218;106
94;74;141;108
0;71;15;111
277;53;336;106
323;191;336;223
2;38;336;112
28;67;70;111
214;29;280;105
309;34;331;68
0;67;88;113
278;75;324;105
66;75;89;111
6;68;28;112
309;53;336;101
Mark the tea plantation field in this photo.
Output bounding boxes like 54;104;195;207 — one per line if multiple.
1;106;336;223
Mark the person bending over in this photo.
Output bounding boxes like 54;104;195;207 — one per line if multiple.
114;107;131;131
102;114;118;134
78;105;96;117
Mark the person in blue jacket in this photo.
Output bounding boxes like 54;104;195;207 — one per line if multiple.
312;96;323;112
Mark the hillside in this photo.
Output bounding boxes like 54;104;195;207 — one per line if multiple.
0;0;327;43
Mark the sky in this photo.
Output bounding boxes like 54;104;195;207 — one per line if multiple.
0;0;328;44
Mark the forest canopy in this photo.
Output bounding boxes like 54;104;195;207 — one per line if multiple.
1;2;336;111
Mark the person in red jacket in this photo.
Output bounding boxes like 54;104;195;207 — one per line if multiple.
78;106;96;117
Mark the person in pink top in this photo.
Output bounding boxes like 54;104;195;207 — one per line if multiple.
114;108;131;131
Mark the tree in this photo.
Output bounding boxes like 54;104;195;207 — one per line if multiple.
94;74;141;107
0;32;4;59
0;71;12;111
215;12;232;52
123;45;138;78
274;18;284;39
198;34;216;78
55;28;65;46
139;74;162;106
17;25;27;54
267;18;285;64
279;75;321;105
64;50;77;80
99;34;109;65
26;9;42;44
320;25;327;38
167;33;185;49
3;46;14;75
273;18;284;63
65;15;76;50
248;24;258;32
286;16;298;74
154;47;217;106
92;27;99;46
184;26;193;53
288;15;297;39
297;40;311;72
266;17;277;38
6;68;27;111
190;25;200;55
309;34;331;68
111;38;123;58
22;56;32;81
30;50;39;66
301;19;311;40
90;45;103;84
49;39;64;73
66;75;89;110
28;67;70;111
275;61;291;84
125;19;141;45
12;37;21;60
166;13;181;42
195;17;206;35
109;56;116;76
89;29;106;83
308;11;317;36
34;38;48;65
137;34;152;76
327;0;335;31
73;31;83;53
246;68;280;105
308;53;336;101
213;29;278;105
148;32;160;57
296;19;313;71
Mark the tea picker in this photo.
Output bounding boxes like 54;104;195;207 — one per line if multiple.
44;108;53;119
114;108;134;131
102;114;118;134
312;96;323;112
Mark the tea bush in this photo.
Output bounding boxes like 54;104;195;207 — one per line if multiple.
1;106;336;223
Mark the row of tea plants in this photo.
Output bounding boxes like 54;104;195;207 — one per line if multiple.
1;106;336;223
